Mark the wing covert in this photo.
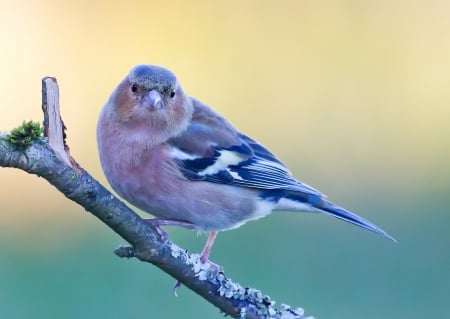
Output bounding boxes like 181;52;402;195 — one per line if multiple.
172;133;323;196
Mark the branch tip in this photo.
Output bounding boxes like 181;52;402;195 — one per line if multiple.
114;245;136;258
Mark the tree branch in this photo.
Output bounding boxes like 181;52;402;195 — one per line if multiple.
0;77;313;319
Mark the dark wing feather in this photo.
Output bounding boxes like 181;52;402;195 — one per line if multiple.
173;133;323;196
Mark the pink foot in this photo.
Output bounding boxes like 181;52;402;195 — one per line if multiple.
173;231;222;295
199;231;222;273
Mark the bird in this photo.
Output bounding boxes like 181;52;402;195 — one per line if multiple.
97;64;395;263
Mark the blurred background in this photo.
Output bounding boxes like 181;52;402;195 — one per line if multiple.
0;0;449;318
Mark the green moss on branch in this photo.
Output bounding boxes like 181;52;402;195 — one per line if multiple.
6;121;43;150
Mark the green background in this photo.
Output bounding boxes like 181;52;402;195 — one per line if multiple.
0;1;449;318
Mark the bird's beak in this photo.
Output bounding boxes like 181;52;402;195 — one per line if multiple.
142;90;163;109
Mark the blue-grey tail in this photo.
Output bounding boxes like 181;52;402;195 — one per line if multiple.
319;200;396;242
261;189;395;241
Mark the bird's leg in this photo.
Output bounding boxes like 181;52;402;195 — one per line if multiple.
199;231;222;278
200;231;218;263
144;221;221;294
143;218;195;242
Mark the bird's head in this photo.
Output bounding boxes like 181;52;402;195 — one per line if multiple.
128;64;178;110
106;64;193;142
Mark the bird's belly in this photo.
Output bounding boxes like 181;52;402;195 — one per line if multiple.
112;174;264;232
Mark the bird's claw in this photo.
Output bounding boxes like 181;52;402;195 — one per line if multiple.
173;280;182;296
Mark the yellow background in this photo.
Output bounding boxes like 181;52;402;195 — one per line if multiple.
0;1;449;318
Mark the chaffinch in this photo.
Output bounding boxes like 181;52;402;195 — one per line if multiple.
97;64;394;262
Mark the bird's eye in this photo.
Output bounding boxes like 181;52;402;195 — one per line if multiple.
170;90;176;98
131;83;138;93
